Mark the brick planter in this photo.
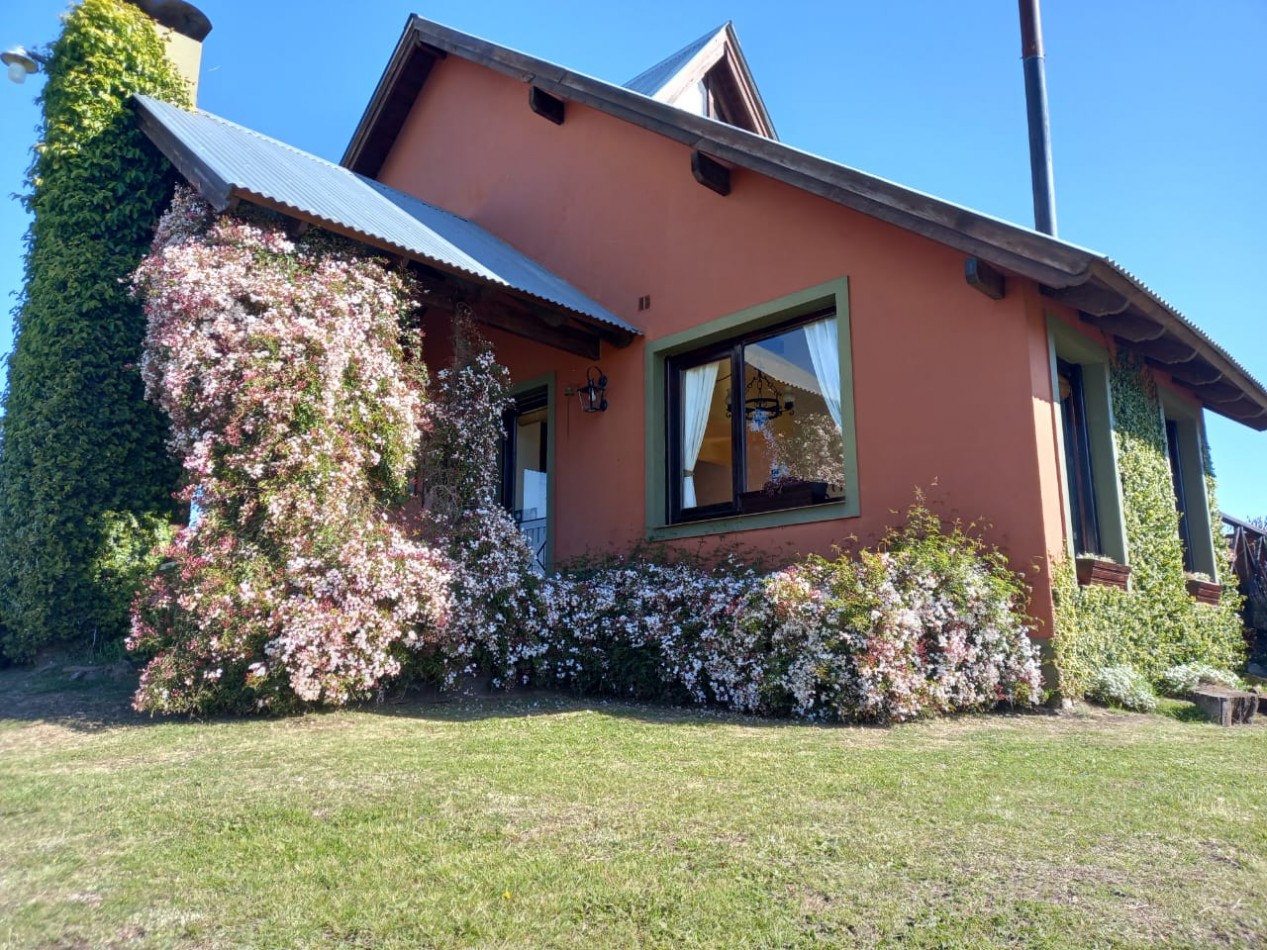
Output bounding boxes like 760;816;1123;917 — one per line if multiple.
1185;577;1222;606
1075;556;1131;591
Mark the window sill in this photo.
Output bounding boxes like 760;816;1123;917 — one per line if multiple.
1075;556;1131;591
648;498;857;542
1185;576;1222;606
737;481;837;514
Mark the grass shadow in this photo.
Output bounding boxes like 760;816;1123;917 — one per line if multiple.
3;665;1223;738
1155;697;1215;723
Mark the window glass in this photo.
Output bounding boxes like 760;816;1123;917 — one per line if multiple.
1057;359;1101;555
742;317;845;498
679;358;732;509
1165;418;1196;572
671;311;843;522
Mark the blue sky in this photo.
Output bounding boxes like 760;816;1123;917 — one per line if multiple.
2;0;1265;516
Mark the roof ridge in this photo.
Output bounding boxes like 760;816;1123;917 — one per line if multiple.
623;23;727;95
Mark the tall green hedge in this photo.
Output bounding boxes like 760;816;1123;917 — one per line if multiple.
0;0;189;661
1053;354;1245;694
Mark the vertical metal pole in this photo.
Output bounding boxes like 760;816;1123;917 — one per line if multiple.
1019;0;1057;236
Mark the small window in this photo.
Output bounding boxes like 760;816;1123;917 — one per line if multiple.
1165;419;1196;572
667;310;846;523
1057;358;1102;555
1047;317;1130;565
1160;400;1218;579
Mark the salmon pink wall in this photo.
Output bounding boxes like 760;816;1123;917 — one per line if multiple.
379;57;1064;631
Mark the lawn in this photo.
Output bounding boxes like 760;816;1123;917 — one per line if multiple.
2;668;1265;949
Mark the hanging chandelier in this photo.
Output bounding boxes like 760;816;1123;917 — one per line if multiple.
728;369;794;424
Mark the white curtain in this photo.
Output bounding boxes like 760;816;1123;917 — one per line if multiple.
805;317;842;432
682;361;721;508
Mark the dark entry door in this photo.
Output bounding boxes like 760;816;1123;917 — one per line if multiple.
500;386;549;571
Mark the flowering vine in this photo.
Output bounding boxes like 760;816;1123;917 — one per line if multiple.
128;188;450;713
413;313;546;688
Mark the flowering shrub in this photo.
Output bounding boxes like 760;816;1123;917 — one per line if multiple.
412;315;546;688
1158;662;1242;697
1086;665;1158;712
534;558;763;704
527;505;1044;723
128;189;450;713
128;195;1042;723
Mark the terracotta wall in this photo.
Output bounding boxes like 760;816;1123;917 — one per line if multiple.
379;56;1066;633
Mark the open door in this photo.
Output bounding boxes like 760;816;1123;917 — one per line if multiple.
500;385;550;571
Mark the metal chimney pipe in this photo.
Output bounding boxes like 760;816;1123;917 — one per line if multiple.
1019;0;1057;236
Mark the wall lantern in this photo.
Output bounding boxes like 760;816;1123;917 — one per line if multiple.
3;47;47;84
576;366;608;413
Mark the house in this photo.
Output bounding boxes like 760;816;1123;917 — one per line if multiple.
131;13;1267;642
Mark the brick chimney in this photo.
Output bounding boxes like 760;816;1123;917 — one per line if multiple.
126;0;212;103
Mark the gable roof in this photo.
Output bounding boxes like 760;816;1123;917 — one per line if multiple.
132;94;639;346
623;22;776;139
624;25;719;97
342;16;1267;429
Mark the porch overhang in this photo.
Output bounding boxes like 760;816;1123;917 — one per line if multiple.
133;94;641;359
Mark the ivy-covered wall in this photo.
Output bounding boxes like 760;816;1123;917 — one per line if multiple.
0;0;189;661
1053;354;1245;695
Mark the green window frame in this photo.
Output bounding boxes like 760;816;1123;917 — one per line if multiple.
645;277;859;541
1047;316;1130;563
1158;388;1219;579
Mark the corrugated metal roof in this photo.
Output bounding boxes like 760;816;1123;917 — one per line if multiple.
624;24;724;96
133;95;639;336
1103;256;1267;400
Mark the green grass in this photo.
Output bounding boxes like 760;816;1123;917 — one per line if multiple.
2;669;1265;949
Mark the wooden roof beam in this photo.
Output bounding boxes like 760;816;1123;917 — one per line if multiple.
1080;309;1166;343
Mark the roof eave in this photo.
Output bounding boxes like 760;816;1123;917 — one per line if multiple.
339;16;1267;430
134;96;638;348
720;22;776;140
342;15;446;177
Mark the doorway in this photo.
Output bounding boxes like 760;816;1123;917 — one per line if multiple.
500;384;551;571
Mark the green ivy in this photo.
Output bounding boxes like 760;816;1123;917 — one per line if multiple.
1053;354;1245;695
0;0;190;661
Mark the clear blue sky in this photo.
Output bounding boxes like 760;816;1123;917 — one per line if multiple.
3;0;1265;516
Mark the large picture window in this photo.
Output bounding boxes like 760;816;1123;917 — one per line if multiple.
667;310;845;523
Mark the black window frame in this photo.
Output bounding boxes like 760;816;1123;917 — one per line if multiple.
666;307;839;525
1057;358;1103;555
1165;418;1197;572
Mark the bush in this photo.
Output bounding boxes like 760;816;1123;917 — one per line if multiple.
1158;662;1242;697
406;316;552;690
536;557;761;706
0;0;190;661
1086;666;1158;712
128;191;449;714
515;504;1044;723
